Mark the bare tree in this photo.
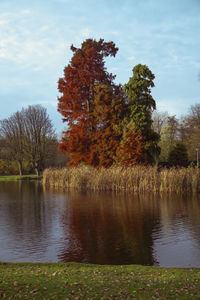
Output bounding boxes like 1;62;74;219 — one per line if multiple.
0;105;56;175
180;104;200;160
0;111;26;175
152;111;169;135
23;105;56;175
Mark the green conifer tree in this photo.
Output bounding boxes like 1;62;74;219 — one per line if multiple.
124;64;160;163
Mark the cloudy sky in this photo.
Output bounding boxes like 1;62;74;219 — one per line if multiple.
0;0;200;132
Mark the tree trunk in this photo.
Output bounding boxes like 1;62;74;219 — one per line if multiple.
17;160;23;176
35;160;40;176
35;167;39;176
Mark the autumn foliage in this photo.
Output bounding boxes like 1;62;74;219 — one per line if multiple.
58;39;159;167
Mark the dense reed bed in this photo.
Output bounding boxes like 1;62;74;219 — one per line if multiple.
43;166;200;194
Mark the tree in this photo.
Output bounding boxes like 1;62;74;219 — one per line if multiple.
0;105;56;175
115;124;145;166
180;104;200;160
23;105;56;175
159;115;179;161
88;84;125;167
58;41;162;167
58;39;118;166
168;142;188;167
0;111;25;175
152;111;168;135
123;64;160;163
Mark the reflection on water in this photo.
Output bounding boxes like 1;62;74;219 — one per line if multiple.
58;191;159;265
0;181;200;266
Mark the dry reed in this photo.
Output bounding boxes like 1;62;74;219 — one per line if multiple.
42;166;200;194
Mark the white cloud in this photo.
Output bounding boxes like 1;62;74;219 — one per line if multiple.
21;9;31;15
111;31;119;36
0;11;67;71
40;26;49;31
128;56;136;61
0;10;99;76
0;19;8;25
79;28;93;39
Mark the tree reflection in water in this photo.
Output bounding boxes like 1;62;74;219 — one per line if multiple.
58;191;160;265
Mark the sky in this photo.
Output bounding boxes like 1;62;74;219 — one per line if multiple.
0;0;200;133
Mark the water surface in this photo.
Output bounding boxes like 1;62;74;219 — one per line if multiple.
0;181;200;267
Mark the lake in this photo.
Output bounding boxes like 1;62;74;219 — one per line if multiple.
0;180;200;267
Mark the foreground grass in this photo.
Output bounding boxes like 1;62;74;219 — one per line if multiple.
0;262;200;299
43;166;200;194
0;175;42;181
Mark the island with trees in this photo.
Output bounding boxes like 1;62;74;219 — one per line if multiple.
1;39;200;192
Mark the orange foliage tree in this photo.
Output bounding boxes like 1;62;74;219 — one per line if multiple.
115;126;146;166
88;84;125;167
58;39;118;166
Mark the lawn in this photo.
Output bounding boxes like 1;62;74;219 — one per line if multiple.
0;262;200;299
0;175;42;181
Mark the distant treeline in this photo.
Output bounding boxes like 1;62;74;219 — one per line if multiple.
152;105;200;165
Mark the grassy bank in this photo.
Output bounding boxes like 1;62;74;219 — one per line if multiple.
43;166;200;194
0;262;200;299
0;175;42;181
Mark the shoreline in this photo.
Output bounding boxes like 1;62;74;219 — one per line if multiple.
0;175;42;181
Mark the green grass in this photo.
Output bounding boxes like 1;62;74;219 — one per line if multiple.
0;175;42;181
0;262;200;299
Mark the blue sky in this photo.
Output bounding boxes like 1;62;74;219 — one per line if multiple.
0;0;200;132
